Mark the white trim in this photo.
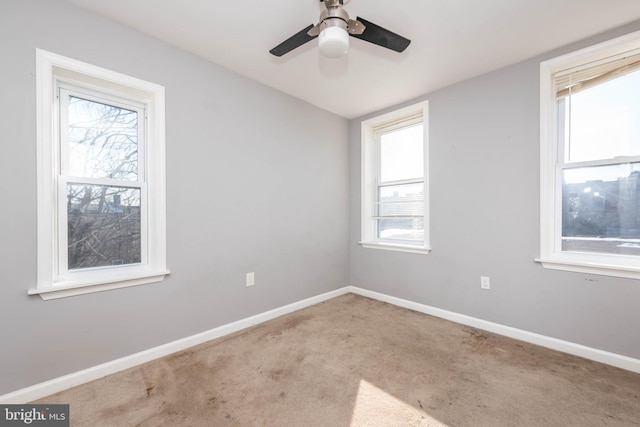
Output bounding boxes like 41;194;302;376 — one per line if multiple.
359;242;431;254
0;287;350;404
2;286;638;402
544;29;640;77
348;286;640;374
27;269;171;300
536;257;640;280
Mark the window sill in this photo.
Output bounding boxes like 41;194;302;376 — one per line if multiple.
360;241;431;255
28;269;171;300
535;257;640;280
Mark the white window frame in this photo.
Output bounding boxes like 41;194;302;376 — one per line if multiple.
31;49;169;300
538;30;640;279
360;101;430;254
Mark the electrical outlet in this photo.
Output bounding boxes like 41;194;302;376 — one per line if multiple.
246;272;255;287
480;276;491;290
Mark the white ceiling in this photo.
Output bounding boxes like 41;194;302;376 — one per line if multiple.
65;0;640;119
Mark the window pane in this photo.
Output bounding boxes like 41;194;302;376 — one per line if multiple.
378;218;424;242
380;124;423;182
67;184;141;270
376;180;424;242
67;96;139;181
378;183;424;216
565;70;640;162
562;163;640;255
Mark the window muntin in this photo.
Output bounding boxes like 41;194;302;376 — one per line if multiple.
360;101;429;254
539;31;640;278
33;49;168;299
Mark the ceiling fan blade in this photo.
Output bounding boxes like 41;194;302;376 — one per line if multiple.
269;24;318;57
350;17;410;53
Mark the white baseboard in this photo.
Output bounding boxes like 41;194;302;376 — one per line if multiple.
0;287;350;404
347;285;640;374
3;285;638;403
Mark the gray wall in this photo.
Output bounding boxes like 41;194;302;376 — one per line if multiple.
350;21;640;360
0;0;349;395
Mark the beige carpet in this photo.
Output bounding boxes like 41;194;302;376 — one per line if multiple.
35;294;640;426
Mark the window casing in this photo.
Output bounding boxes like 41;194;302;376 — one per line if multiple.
538;30;640;279
32;49;169;299
361;101;430;254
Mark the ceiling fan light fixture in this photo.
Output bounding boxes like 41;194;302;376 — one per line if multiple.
268;0;411;58
319;25;349;58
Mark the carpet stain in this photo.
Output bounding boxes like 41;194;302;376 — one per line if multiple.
280;314;313;332
269;368;293;381
261;315;313;340
208;354;233;370
462;328;493;353
145;385;155;397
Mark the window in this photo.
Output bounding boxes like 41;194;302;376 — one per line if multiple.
538;30;640;279
361;101;429;253
31;49;169;299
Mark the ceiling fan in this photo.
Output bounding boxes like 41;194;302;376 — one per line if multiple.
269;0;411;58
